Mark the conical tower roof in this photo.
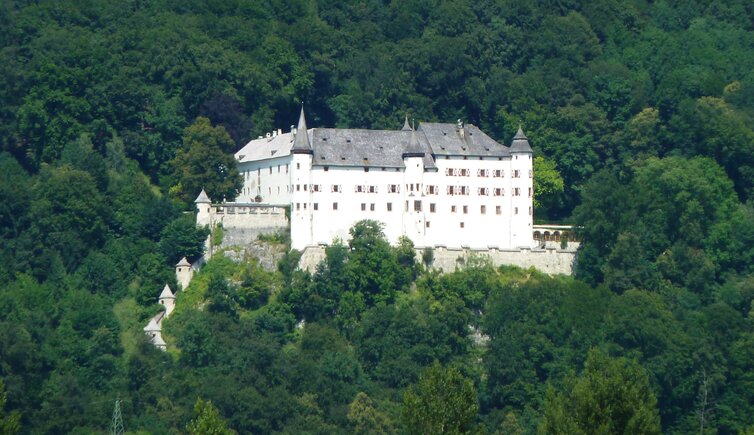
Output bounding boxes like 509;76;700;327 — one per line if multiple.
401;114;412;131
510;126;533;153
291;106;313;154
194;188;211;204
403;124;425;158
159;284;175;300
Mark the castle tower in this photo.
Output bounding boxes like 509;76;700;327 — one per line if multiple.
195;189;212;227
403;124;426;243
509;126;534;247
175;257;193;290
290;106;314;250
158;284;176;317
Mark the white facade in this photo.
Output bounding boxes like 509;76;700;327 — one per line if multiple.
231;111;534;251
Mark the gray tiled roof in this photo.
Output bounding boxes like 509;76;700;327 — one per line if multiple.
310;128;437;169
510;126;533;153
419;123;510;157
235;120;513;169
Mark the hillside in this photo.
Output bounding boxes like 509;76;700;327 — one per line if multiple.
1;0;754;433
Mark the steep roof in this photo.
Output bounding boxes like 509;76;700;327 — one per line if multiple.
509;126;533;153
291;107;313;154
159;284;175;300
234;119;512;169
419;123;510;157
403;126;425;158
309;128;436;169
176;257;191;267
194;188;211;204
401;114;412;131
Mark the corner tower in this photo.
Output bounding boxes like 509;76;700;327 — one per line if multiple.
290;106;314;250
509;126;534;247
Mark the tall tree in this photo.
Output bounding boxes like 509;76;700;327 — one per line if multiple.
539;349;661;435
170;117;242;205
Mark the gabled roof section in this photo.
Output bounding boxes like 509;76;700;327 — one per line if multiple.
510;126;533;153
235;132;293;163
176;257;191;267
291;107;313;154
309;128;436;170
159;284;175;300
419;123;510;157
195;189;211;204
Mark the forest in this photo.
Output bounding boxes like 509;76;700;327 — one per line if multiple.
1;0;754;433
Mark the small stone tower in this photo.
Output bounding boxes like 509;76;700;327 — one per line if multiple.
158;284;176;316
195;188;212;227
509;126;534;247
176;257;193;290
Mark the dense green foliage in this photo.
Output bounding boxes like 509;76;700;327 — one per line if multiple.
2;0;754;433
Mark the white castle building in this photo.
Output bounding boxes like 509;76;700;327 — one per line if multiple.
199;108;535;251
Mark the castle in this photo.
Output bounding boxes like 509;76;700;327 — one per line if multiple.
199;108;535;251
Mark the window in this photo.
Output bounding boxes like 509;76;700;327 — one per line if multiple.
426;221;430;228
364;167;369;172
356;185;364;193
387;202;393;212
304;184;307;191
493;169;504;178
370;203;375;211
278;165;280;173
361;203;366;211
312;184;321;192
368;185;377;193
296;203;300;210
477;187;489;196
463;205;468;214
333;202;338;210
331;184;342;193
414;200;422;212
324;166;329;171
303;203;307;209
513;170;520;178
460;222;465;228
481;205;486;214
494;188;504;196
430;203;436;213
477;169;489;177
286;164;289;173
296;184;300;191
514;207;519;215
528;187;532;198
513;188;521;196
496;206;502;215
313;203;318;211
405;201;409;212
389;184;400;193
529;207;532;215
270;167;273;174
427;185;438;195
529;169;532;178
297;163;300;169
451;205;457;213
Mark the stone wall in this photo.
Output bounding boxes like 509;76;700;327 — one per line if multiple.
208;204;288;249
298;245;577;275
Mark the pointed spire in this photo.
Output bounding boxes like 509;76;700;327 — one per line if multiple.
159;284;175;300
194;188;211;204
510;125;533;153
291;105;313;154
403;122;425;158
401;113;412;131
